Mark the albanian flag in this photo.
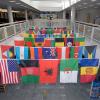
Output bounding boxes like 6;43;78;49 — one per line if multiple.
39;60;59;84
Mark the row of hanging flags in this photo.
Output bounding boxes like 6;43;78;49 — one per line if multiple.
0;59;99;84
0;45;97;59
14;37;85;47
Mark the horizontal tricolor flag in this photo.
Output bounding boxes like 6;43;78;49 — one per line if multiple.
80;59;99;83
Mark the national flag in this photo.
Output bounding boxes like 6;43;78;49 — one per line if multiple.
19;60;39;84
46;28;53;34
65;38;74;47
34;38;44;47
60;59;78;83
51;39;55;47
56;47;70;59
80;59;99;83
42;47;57;59
14;40;25;46
39;60;59;84
15;46;29;59
1;45;15;59
24;37;34;47
70;46;83;58
29;47;42;59
74;37;85;46
44;39;51;47
55;38;64;47
0;59;19;84
83;45;97;59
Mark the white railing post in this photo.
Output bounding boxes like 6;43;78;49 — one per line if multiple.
91;27;95;44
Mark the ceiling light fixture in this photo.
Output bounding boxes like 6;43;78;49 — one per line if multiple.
9;0;16;3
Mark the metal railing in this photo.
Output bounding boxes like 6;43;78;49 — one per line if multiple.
0;20;30;42
75;21;100;43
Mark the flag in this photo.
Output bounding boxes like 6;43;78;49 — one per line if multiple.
46;29;53;34
60;59;78;83
70;46;83;58
80;59;99;83
24;37;34;47
83;45;97;59
39;60;59;84
1;45;15;59
42;47;57;59
15;46;29;59
51;39;55;47
34;38;44;47
55;38;64;47
44;39;51;47
29;47;42;59
56;47;70;59
0;59;19;84
19;60;39;84
74;37;85;46
14;40;25;46
65;38;74;47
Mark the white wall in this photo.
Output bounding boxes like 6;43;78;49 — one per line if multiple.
76;7;100;24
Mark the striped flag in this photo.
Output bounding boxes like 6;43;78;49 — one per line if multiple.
0;59;19;84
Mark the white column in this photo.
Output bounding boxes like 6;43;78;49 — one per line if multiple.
71;5;75;32
63;10;66;19
7;6;13;23
25;10;28;20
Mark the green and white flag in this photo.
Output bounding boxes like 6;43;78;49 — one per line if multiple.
60;59;78;83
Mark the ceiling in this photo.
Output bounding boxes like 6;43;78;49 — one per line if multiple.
0;0;100;12
75;0;100;10
0;0;39;12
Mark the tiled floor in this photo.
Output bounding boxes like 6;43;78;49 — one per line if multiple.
0;84;91;100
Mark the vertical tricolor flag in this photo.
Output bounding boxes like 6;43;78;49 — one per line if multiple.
56;47;70;59
60;59;78;83
29;47;42;59
19;60;39;84
15;46;29;59
80;59;99;83
39;60;59;84
0;59;19;84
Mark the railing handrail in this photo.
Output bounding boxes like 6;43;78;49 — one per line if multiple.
0;20;27;27
76;21;100;27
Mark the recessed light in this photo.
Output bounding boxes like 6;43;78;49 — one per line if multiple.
9;0;16;3
91;0;96;2
16;2;21;4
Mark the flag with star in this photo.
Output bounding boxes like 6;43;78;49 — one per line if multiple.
42;47;57;59
60;59;78;83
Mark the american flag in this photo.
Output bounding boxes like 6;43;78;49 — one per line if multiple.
0;59;19;84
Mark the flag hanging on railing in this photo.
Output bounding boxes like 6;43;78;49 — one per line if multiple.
19;60;39;84
1;45;15;59
60;59;78;83
79;59;99;83
39;60;59;84
0;59;19;84
83;45;97;59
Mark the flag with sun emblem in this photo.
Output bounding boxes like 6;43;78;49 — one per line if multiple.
39;60;59;84
60;59;78;83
